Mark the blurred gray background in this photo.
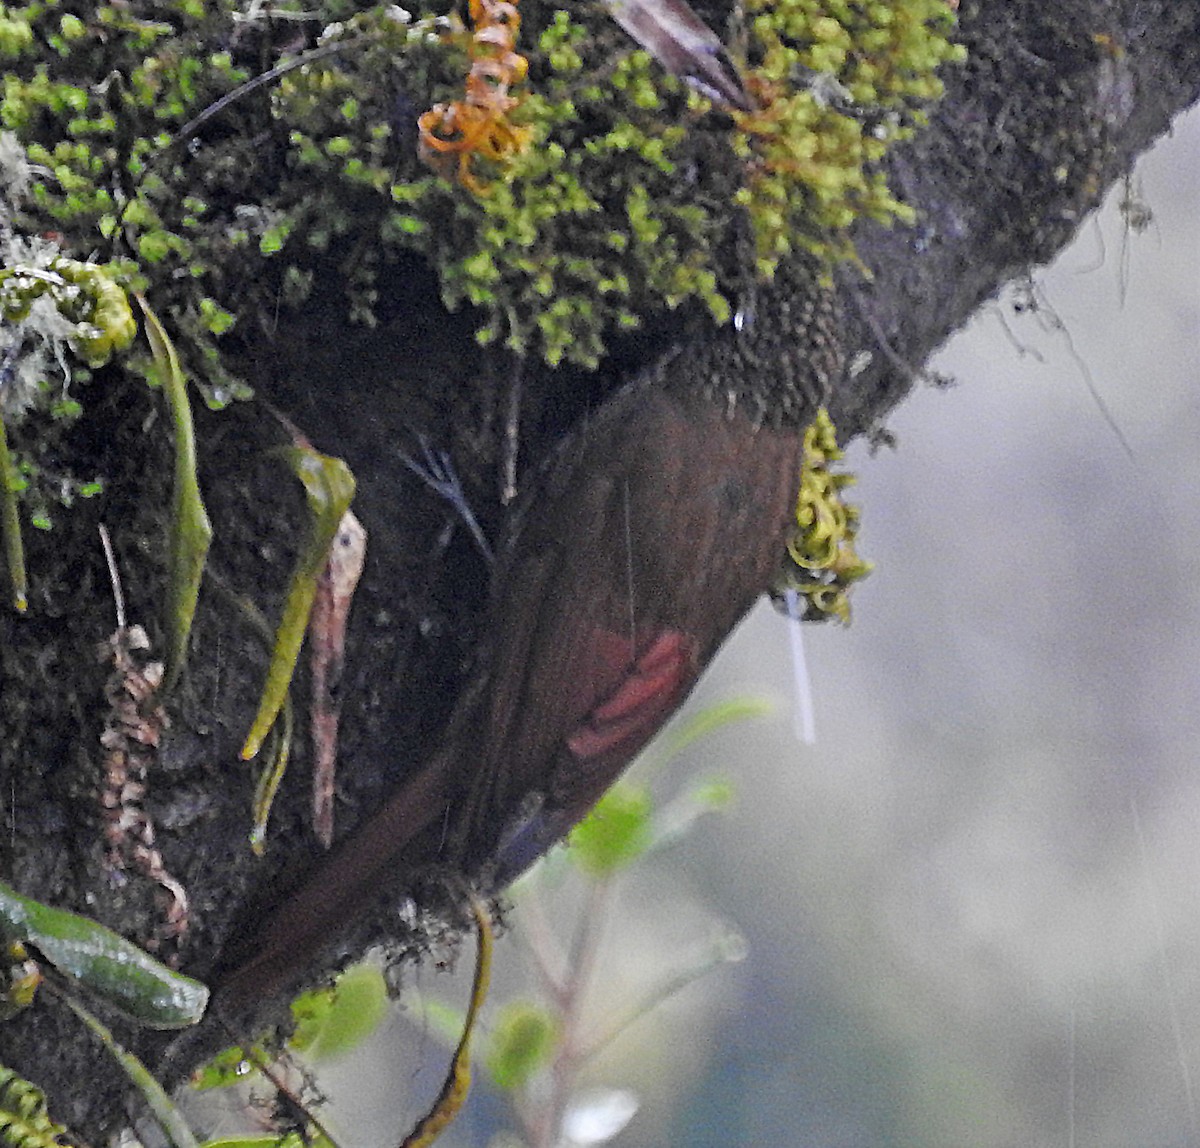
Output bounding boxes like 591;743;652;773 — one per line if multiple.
265;105;1200;1148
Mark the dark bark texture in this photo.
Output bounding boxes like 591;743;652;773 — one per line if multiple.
1;0;1198;1138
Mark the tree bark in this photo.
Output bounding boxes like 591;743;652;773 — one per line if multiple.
1;0;1197;1138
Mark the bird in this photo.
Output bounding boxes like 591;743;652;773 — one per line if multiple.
214;267;841;1004
602;0;756;111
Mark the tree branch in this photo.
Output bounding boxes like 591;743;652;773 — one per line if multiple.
0;0;1197;1138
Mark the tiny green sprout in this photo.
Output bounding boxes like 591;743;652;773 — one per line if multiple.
198;297;235;336
0;879;208;1029
258;221;292;256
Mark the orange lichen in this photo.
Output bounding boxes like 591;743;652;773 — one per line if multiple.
417;0;531;194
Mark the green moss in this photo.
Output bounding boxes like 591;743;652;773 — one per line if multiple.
0;257;136;370
395;23;738;366
0;1063;70;1147
734;0;966;272
0;0;962;466
374;0;960;360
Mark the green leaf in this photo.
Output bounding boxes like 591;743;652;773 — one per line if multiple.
200;1136;336;1148
636;696;773;774
568;783;652;876
0;878;208;1029
60;995;201;1148
189;1043;267;1091
240;446;355;761
0;411;27;612
647;776;737;854
289;964;388;1061
484;1001;558;1091
199;1140;287;1148
137;296;212;692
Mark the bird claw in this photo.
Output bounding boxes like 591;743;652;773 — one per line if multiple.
402;434;493;561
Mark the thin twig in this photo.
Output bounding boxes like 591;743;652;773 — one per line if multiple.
98;523;125;631
523;875;617;1148
167;37;365;149
501;356;523;505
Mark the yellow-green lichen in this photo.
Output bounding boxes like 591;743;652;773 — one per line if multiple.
0;259;135;373
0;256;137;596
774;408;872;623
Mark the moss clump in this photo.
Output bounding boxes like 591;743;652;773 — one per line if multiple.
733;0;967;273
413;13;735;366
773;408;871;623
0;248;134;532
0;0;963;459
0;257;136;372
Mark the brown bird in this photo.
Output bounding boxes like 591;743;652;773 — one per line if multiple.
215;272;841;1003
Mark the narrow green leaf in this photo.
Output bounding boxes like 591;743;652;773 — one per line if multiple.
200;1136;335;1148
0;412;26;612
59;993;201;1148
647;777;736;854
0;878;208;1029
635;696;773;774
249;688;293;855
241;447;355;760
137;296;212;691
